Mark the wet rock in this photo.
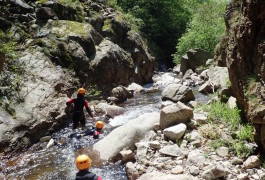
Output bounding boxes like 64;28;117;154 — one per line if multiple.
189;165;200;176
201;165;227;180
243;155;261;169
216;147;229;157
159;144;184;157
163;123;187;141
93;112;159;161
171;165;184;175
119;150;135;163
162;84;195;103
96;103;125;118
126;162;140;180
231;157;243;165
160;102;193;129
110;85;133;103
40;136;51;142
127;83;144;93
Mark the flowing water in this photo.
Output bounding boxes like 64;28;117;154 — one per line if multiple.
1;77;210;180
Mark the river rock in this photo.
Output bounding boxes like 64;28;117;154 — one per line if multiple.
135;142;149;159
138;171;195;180
163;123;187;141
149;141;161;149
162;84;195;103
127;83;144;93
40;136;52;142
96;103;125;118
126;162;140;180
199;81;215;94
160;102;193;129
193;113;207;124
159;144;184;157
237;173;249;180
153;123;160;131
110;85;133;103
243;155;261;169
201;165;227;180
173;65;181;74
161;100;174;109
119;150;135;163
171;165;184;175
152;72;181;86
207;66;229;90
93;112;159;161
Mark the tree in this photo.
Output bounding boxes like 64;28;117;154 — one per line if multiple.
173;0;228;64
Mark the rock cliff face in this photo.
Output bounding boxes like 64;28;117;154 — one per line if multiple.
0;0;154;152
221;0;265;150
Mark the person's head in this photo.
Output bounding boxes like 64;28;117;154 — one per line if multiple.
77;88;86;98
76;154;91;171
95;121;104;130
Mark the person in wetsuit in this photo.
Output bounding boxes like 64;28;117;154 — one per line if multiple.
75;154;102;180
66;88;95;129
70;121;104;139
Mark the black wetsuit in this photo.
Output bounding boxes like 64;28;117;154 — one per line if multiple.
75;170;101;180
66;95;93;129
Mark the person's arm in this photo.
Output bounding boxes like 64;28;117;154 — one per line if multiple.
66;98;74;106
85;100;95;122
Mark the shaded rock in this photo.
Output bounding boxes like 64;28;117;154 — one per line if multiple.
201;165;227;180
199;81;215;94
243;155;261;169
160;102;193;129
180;49;213;75
110;85;133;103
126;162;140;180
0;53;5;72
10;0;33;13
97;103;125;118
93;112;159;161
36;7;56;20
163;123;187;141
159;144;184;157
153;123;160;131
162;84;195;103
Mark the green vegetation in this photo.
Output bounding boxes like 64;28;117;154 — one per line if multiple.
173;0;228;64
202;102;254;158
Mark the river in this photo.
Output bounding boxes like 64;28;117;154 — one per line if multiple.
1;74;210;180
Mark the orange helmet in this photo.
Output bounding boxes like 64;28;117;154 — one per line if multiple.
77;88;86;95
76;154;91;170
95;121;104;129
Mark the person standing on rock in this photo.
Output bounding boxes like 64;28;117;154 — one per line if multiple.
75;154;102;180
66;88;95;129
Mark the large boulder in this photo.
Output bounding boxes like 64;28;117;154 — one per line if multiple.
0;50;72;152
110;85;133;103
180;49;213;75
207;66;229;90
160;102;193;129
220;0;265;150
162;84;195;103
92;112;160;161
96;103;125;118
